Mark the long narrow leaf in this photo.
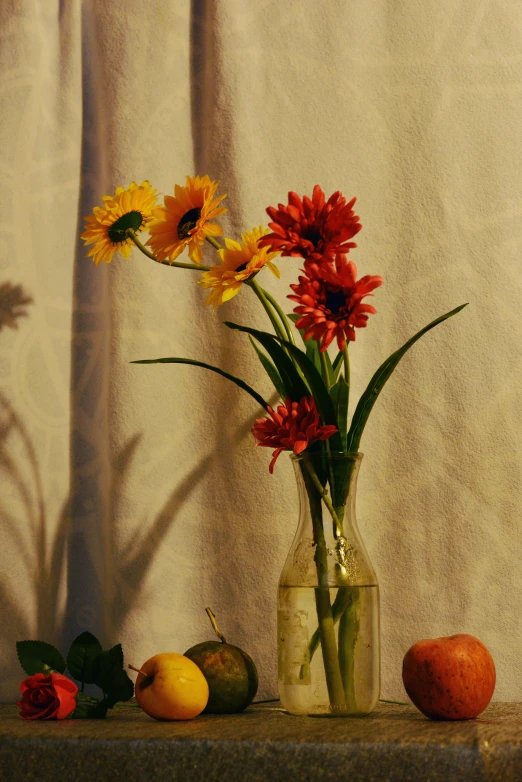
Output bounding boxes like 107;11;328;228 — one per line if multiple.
346;303;468;452
224;322;310;401
331;352;344;383
322;350;335;388
271;337;344;453
287;313;322;374
131;357;270;411
330;377;349;450
248;337;286;400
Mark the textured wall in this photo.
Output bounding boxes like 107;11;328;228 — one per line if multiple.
0;0;521;703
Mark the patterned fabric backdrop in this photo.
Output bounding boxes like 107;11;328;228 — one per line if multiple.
0;0;521;702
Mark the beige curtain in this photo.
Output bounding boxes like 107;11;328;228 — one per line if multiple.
0;0;521;702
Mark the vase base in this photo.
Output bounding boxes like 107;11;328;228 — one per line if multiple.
306;710;373;718
281;708;375;718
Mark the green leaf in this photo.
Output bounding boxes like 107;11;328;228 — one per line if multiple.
331;352;344;383
321;350;335;388
287;313;322;374
347;303;468;452
91;644;125;694
270;337;343;453
287;313;341;388
104;668;135;709
66;631;102;685
131;357;269;411
224;322;310;401
16;641;66;676
330;376;349;449
71;698;108;719
248;337;286;400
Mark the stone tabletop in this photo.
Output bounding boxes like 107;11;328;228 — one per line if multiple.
0;701;521;781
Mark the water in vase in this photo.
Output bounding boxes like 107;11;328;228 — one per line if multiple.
278;584;380;716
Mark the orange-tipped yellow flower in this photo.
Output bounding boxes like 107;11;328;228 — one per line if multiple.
81;181;159;265
147;175;227;265
198;227;280;309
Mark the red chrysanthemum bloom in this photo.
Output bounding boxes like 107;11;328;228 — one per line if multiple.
288;255;383;352
258;185;362;263
251;396;338;473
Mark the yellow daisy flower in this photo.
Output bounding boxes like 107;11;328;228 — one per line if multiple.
81;181;159;265
198;226;280;309
147;175;227;265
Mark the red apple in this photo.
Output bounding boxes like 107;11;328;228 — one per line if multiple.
402;634;496;720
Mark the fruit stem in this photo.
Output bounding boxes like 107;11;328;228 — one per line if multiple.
205;607;226;644
128;664;147;677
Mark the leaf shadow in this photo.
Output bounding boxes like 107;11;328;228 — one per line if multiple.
0;282;33;332
0;391;70;693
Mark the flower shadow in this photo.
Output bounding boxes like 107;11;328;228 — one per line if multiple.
0;390;71;695
107;438;214;635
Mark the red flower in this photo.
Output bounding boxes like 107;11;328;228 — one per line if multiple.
251;396;338;473
258;185;361;262
289;255;383;352
17;672;78;720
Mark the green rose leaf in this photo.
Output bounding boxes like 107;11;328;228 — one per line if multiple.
104;668;135;709
66;631;103;684
16;641;66;676
109;643;124;670
91;644;125;694
71;698;108;719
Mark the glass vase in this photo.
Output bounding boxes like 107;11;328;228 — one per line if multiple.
277;451;380;716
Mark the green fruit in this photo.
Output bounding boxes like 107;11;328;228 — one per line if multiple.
184;609;258;714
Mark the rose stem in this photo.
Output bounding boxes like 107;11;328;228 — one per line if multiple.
205;607;227;644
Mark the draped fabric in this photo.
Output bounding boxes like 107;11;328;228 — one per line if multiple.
1;0;521;701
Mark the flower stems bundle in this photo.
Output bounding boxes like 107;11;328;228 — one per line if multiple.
83;176;467;713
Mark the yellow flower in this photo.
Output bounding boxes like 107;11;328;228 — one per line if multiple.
147;175;227;265
81;181;159;265
198;226;280;309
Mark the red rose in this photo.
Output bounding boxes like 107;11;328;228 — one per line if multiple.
17;672;78;720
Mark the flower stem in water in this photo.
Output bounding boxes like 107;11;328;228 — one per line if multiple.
338;588;360;710
301;459;347;713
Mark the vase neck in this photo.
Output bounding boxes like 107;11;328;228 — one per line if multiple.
282;451;376;587
293;451;362;532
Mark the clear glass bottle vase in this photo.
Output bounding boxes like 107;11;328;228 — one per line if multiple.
278;451;380;716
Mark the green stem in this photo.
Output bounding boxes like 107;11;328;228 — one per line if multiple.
302;456;343;536
126;228;211;271
247;278;287;343
302;457;358;675
301;460;346;713
253;698;280;704
304;586;351;671
319;350;331;390
261;287;296;346
343;344;350;411
338;588;360;710
205;235;223;251
317;353;338;511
